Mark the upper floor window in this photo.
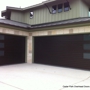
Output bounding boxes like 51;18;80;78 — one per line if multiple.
64;2;69;11
89;8;90;17
30;12;34;18
58;4;63;13
52;5;57;14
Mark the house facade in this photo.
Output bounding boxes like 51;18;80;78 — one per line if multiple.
1;0;90;70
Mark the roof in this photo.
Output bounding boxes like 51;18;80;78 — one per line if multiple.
31;17;90;28
2;0;90;12
0;17;90;29
0;19;31;28
1;0;56;16
1;0;55;12
2;0;90;18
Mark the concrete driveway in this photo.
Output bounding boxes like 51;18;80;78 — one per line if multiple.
0;63;90;90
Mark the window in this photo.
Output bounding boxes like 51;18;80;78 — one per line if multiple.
84;35;90;41
83;44;90;50
0;35;4;40
0;43;4;48
30;12;34;18
83;53;90;59
58;4;63;13
89;8;90;17
52;5;57;14
0;51;4;56
64;2;70;11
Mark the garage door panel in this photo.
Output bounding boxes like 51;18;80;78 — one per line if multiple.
0;34;25;65
34;34;90;70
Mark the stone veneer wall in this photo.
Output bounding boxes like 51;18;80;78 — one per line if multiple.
29;26;90;63
1;26;90;64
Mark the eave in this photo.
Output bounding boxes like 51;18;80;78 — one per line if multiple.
1;17;90;31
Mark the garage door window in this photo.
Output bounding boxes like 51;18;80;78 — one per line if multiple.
0;51;4;56
0;35;4;40
84;35;90;41
84;44;90;50
83;53;90;59
0;43;4;48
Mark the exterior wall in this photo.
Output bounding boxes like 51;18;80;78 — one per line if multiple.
79;0;89;17
0;26;31;64
1;25;90;64
11;11;24;23
29;25;90;63
10;0;89;25
25;0;80;25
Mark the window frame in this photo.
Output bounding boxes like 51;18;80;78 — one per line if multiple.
30;11;34;19
64;2;70;12
58;4;63;13
0;50;4;56
89;8;90;17
52;5;57;14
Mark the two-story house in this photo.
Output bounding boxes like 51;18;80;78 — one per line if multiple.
0;0;90;70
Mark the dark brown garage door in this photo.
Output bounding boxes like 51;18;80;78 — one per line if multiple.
34;34;90;70
0;34;25;65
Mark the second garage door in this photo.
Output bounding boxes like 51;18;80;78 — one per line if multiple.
0;34;25;65
34;34;90;70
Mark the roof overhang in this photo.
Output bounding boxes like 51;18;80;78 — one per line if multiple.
31;17;90;29
42;0;56;4
1;0;57;14
1;10;6;17
0;19;31;29
1;0;90;16
83;0;90;6
1;0;69;17
0;17;90;30
1;6;23;18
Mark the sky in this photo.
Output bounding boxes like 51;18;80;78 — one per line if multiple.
0;0;45;18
